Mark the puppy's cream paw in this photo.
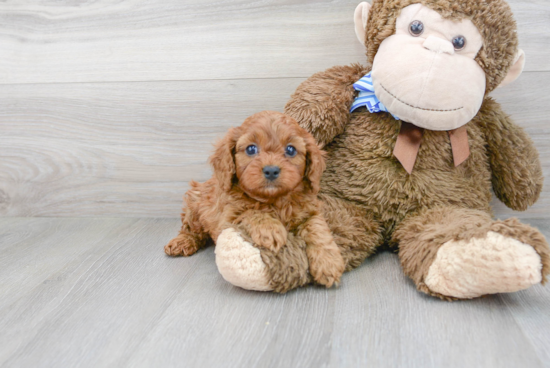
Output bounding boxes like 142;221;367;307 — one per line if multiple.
215;228;273;291
307;243;345;288
425;231;543;299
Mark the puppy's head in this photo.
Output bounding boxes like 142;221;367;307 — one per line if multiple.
210;111;325;201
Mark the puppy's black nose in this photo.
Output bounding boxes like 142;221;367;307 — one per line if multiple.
263;166;280;181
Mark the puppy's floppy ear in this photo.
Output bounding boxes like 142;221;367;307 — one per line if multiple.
303;134;326;195
209;127;240;192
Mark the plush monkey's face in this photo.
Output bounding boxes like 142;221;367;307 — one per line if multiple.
354;2;525;131
372;4;484;130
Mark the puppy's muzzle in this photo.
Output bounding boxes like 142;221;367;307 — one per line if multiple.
263;166;280;181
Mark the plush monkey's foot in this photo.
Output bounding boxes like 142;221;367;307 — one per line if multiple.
425;231;543;299
215;226;312;293
215;227;273;291
396;208;550;301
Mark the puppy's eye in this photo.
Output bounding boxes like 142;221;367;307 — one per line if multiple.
245;145;258;156
285;145;297;157
409;20;424;36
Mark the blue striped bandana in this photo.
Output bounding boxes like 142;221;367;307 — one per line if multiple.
350;72;400;120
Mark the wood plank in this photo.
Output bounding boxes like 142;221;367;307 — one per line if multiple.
0;218;198;367
327;254;545;368
511;0;550;72
126;255;337;368
1;218;548;367
0;0;548;85
499;218;550;368
131;251;546;368
0;218;146;363
0;77;303;217
0;218;139;308
491;72;550;219
1;72;548;218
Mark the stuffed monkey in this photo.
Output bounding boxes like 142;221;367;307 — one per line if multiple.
214;0;550;300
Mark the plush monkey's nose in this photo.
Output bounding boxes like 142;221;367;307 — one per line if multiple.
263;166;280;181
423;35;455;55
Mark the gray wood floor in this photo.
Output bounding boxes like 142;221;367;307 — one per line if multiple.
0;217;549;368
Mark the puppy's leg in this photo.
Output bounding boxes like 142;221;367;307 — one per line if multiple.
299;214;345;288
239;211;287;253
165;189;209;257
165;229;208;257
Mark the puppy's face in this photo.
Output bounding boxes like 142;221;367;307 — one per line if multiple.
235;119;307;200
210;111;325;201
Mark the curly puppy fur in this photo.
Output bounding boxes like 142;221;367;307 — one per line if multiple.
165;111;345;289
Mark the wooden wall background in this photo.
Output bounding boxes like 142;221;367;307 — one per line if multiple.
0;0;548;218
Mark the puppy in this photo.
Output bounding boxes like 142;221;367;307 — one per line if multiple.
164;111;345;287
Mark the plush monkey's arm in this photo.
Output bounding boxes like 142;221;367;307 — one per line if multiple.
479;98;543;211
284;63;369;147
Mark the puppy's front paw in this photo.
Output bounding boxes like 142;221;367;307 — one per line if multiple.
308;243;345;288
249;220;287;253
164;234;199;257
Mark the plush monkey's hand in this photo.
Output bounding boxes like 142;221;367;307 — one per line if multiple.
480;99;543;211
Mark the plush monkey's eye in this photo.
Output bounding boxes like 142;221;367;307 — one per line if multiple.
409;20;424;36
246;145;258;156
452;36;466;50
285;145;297;157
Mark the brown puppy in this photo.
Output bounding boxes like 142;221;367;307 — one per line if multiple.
165;111;345;287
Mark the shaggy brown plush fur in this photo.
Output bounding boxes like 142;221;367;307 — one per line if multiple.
319;193;384;271
165;111;345;289
283;0;549;299
259;231;313;293
286;63;548;298
394;207;550;300
228;224;312;293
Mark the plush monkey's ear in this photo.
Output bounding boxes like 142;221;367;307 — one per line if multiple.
354;2;371;45
209;127;239;192
304;135;326;195
498;49;526;88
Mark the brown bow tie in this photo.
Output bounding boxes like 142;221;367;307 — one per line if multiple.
393;122;470;174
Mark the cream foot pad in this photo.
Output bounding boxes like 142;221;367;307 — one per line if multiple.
425;231;542;299
215;228;273;291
